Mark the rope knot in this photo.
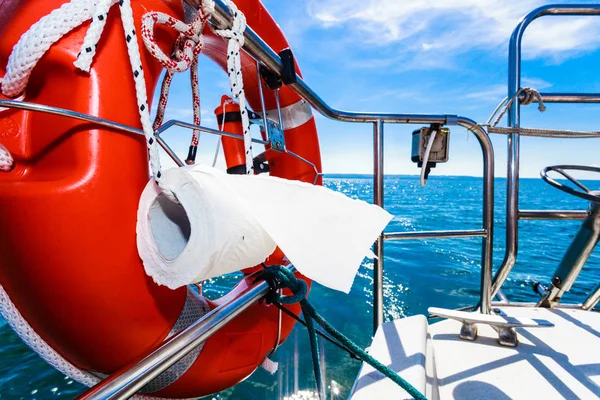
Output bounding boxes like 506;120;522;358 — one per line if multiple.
141;8;211;74
487;86;546;128
520;87;546;112
255;265;308;305
215;3;246;47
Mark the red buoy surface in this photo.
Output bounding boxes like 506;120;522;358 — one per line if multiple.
0;0;321;397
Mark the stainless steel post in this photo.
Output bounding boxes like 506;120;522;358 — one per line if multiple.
539;202;600;307
491;4;600;298
256;60;270;133
582;282;600;311
519;210;589;220
458;120;494;314
77;267;293;399
373;119;384;332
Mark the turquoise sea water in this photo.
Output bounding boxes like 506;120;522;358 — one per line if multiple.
0;175;598;399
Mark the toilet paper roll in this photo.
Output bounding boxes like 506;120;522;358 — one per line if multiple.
137;166;277;289
137;165;392;293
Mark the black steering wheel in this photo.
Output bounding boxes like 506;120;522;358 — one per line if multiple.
540;165;600;203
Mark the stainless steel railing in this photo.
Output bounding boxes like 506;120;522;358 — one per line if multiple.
77;266;295;399
370;118;494;331
491;4;600;298
185;0;497;330
9;2;599;398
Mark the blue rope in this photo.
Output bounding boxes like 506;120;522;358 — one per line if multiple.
256;266;427;400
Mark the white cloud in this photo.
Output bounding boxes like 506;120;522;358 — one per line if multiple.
463;84;507;101
306;0;600;60
463;78;552;102
521;77;552;90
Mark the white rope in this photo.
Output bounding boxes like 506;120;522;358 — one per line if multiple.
1;0;174;198
486;87;546;128
480;87;600;138
0;0;118;98
214;0;254;175
0;143;14;172
0;1;260;393
116;0;175;199
487;126;600;138
0;284;101;388
0;282;191;400
73;0;115;72
0;78;17;171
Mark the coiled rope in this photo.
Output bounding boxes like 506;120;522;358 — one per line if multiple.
482;87;600;138
256;266;427;400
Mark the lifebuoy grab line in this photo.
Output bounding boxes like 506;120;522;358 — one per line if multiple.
0;0;391;397
0;0;264;395
0;0;328;395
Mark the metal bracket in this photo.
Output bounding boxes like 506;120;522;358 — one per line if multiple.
249;118;286;152
267;119;285;151
445;114;459;126
429;307;554;347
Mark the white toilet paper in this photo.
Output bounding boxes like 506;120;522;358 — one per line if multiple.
137;165;392;293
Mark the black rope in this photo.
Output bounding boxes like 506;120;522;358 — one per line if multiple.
271;301;361;360
255;265;427;400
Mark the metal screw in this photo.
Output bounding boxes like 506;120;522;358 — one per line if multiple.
552;276;562;286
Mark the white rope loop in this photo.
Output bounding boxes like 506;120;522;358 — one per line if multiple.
0;143;14;172
487;87;546;128
215;0;253;175
140;2;214;165
480;87;600;138
73;0;115;72
1;0;174;197
1;0;118;98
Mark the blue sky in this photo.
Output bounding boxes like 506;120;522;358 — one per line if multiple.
157;0;600;178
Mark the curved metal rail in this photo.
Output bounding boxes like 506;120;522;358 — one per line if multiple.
187;0;496;325
492;4;600;298
77;267;295;399
0;1;499;396
0;99;324;182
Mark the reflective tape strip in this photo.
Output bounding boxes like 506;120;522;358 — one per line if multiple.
140;288;210;393
266;99;313;131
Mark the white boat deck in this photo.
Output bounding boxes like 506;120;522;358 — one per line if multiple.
350;306;600;399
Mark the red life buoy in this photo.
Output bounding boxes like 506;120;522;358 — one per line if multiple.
0;0;322;397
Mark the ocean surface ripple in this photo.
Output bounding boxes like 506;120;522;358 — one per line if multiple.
0;175;597;399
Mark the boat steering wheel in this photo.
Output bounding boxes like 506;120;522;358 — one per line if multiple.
541;165;600;204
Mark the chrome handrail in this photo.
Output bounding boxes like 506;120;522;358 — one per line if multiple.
384;230;487;241
184;0;496;327
77;266;295;399
2;3;597;399
492;4;600;298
